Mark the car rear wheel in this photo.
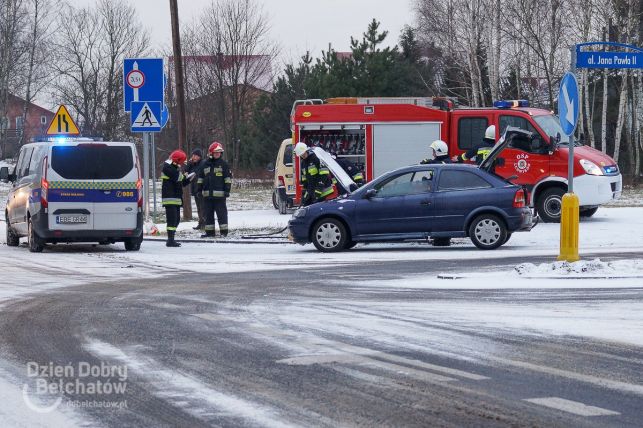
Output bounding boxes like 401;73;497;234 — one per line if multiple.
503;232;512;245
580;207;599;218
469;214;507;250
28;217;44;253
124;236;143;251
312;218;348;252
6;220;19;247
537;187;565;223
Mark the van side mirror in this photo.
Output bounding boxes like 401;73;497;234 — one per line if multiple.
266;162;275;172
0;166;9;182
548;136;557;153
364;188;378;198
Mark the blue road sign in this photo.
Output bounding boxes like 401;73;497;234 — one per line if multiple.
131;101;162;132
123;58;164;113
577;51;643;68
575;42;643;69
558;72;579;136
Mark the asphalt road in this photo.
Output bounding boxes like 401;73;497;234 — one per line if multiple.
1;252;642;427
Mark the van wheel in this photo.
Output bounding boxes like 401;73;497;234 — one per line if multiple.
537;188;565;223
580;207;599;218
469;214;507;250
124;236;142;251
312;218;347;252
278;195;288;215
272;190;279;210
6;221;19;247
28;218;44;253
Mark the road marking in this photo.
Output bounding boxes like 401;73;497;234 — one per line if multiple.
524;397;620;417
491;357;643;396
278;354;456;383
191;313;227;321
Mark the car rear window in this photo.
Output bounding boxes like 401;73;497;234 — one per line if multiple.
438;170;492;191
283;144;293;166
51;145;134;180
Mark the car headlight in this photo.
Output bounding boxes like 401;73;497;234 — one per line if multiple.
293;207;308;218
579;159;603;176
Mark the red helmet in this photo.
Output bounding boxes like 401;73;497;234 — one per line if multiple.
208;142;224;154
169;149;187;164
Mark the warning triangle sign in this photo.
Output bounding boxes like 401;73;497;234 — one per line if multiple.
133;102;160;128
46;105;80;135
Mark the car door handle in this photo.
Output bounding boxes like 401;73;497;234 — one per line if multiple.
420;200;431;205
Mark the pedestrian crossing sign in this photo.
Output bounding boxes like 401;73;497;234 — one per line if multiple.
130;101;162;132
46;105;80;135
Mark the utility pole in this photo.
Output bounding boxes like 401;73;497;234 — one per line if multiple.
169;0;192;219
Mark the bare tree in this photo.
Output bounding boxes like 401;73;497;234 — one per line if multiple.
18;0;57;145
52;0;149;138
195;0;277;168
0;0;27;157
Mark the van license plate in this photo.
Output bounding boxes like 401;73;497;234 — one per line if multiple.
56;215;88;224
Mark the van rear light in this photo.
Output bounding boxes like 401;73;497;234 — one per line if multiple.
41;156;49;208
513;189;526;208
278;176;285;187
136;178;143;208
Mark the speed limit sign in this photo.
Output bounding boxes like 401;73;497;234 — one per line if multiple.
126;69;145;89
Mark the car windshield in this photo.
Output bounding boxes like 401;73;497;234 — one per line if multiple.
533;114;571;144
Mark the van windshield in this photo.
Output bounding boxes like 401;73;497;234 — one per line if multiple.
51;145;134;180
533;114;570;144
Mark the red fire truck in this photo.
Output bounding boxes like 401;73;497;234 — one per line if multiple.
290;97;622;222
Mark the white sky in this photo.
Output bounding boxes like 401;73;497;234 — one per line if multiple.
74;0;415;65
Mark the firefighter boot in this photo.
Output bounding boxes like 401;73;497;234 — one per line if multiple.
166;231;181;247
200;230;215;238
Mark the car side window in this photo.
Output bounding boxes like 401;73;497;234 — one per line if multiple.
16;147;33;179
283;144;293;166
438;170;492;191
28;146;46;176
375;171;433;197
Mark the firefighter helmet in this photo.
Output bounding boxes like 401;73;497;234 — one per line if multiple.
429;140;449;157
169;150;187;164
208;142;224;154
484;125;496;141
294;142;308;157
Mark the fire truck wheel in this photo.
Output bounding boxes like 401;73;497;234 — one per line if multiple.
272;190;279;210
580;207;599;218
469;214;507;250
537;187;565;223
312;218;348;252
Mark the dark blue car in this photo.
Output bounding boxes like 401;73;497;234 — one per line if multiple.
288;163;535;252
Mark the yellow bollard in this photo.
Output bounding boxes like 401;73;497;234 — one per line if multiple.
558;192;580;262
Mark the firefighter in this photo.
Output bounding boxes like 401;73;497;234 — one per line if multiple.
420;140;451;164
186;148;205;230
331;153;364;195
294;142;334;206
161;150;194;247
198;142;232;238
453;125;496;164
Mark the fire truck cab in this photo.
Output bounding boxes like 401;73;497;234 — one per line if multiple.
291;97;622;222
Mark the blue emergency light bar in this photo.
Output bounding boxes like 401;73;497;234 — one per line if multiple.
493;99;530;108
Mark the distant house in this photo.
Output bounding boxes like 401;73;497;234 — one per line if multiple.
0;95;55;159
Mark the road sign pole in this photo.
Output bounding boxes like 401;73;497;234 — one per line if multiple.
151;133;158;221
142;133;150;220
558;62;580;262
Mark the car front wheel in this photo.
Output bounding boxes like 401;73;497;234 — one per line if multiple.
28;217;44;253
469;214;507;250
312;218;348;252
6;220;19;247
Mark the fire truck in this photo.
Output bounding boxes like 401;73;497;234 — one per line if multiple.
290;97;622;222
